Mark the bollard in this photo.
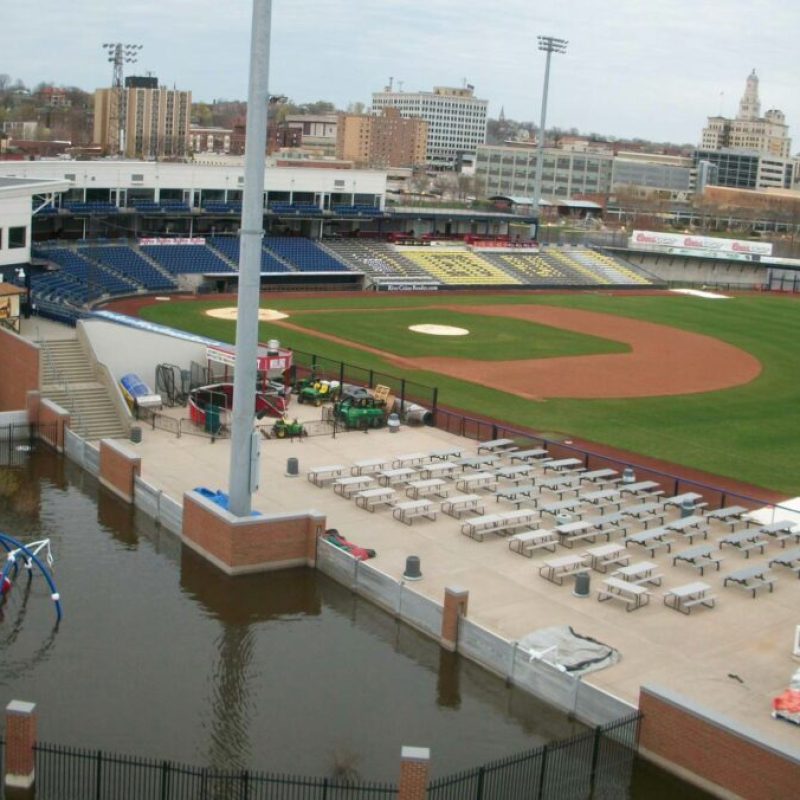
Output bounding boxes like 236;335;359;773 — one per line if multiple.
403;555;422;581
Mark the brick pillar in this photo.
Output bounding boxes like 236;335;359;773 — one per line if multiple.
25;391;41;425
5;700;37;791
99;439;142;504
398;746;430;800
440;586;469;652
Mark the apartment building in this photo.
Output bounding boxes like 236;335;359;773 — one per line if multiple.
336;107;427;168
371;84;487;168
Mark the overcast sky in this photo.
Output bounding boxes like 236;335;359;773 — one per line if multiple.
3;0;799;145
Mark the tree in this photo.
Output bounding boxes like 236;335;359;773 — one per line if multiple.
346;101;365;115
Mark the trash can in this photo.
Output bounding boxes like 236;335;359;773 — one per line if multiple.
387;413;400;433
403;555;422;581
205;405;221;435
286;457;299;477
680;499;695;518
573;571;590;598
622;467;636;484
130;426;142;444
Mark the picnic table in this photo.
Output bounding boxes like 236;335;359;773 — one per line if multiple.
597;576;651;611
441;494;484;518
354;487;396;512
477;438;518;454
462;509;539;541
542;458;584;473
662;492;705;510
579;468;620;485
457;455;500;471
539;498;585;521
672;544;724;576
580;489;623;510
665;515;709;544
428;447;462;461
612;560;663;586
554;520;599;548
624;528;674;557
719;529;767;558
753;521;800;547
768;547;800;576
456;471;498;493
508;529;558;557
307;464;346;487
392;499;437;525
621;502;666;529
405;478;449;500
417;460;460;480
350;458;388;476
589;512;628;537
723;563;777;597
509;448;550;463
538;475;582;500
391;452;429;469
377;467;418;487
704;505;751;531
583;543;630;573
664;581;716;614
538;554;589;585
494;464;536;484
619;480;661;497
333;475;375;498
494;483;537;508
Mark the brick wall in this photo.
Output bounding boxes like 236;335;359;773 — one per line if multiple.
4;700;37;788
0;328;39;411
37;398;70;452
182;491;324;574
398;747;430;800
639;686;800;799
441;587;468;652
99;440;141;503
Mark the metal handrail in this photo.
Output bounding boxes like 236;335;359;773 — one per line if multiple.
37;336;87;436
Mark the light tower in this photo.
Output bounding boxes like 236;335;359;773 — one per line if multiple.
531;36;567;217
101;43;143;155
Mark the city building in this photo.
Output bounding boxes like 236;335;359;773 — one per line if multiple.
336;107;428;168
93;76;191;159
611;152;693;199
371;83;487;168
692;148;793;191
701;70;791;158
189;127;233;155
284;114;338;157
474;142;612;199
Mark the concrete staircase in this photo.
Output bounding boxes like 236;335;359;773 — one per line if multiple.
40;338;129;441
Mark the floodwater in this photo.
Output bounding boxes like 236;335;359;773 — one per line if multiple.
0;448;712;795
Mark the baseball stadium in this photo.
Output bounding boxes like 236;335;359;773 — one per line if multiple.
0;162;799;797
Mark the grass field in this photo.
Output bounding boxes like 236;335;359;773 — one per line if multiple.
139;292;800;495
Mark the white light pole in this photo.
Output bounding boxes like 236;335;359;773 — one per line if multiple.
227;0;272;516
531;36;567;218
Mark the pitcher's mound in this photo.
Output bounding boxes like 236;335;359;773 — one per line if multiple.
408;324;469;336
205;307;289;322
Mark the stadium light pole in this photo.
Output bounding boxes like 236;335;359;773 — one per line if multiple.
531;36;567;219
227;0;272;517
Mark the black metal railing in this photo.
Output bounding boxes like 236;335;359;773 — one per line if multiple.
26;714;641;800
32;743;398;800
435;407;783;512
427;712;641;800
0;423;54;466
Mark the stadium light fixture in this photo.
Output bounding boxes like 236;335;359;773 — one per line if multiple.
531;36;568;216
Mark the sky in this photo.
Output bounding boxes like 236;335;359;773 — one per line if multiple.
3;0;799;146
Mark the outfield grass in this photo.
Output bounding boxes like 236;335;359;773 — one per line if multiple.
140;293;800;495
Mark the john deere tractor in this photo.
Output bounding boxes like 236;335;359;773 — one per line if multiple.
333;393;387;430
294;371;340;406
269;416;307;439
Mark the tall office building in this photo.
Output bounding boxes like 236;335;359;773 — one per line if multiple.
336;107;427;168
371;84;487;168
701;70;791;158
94;78;191;159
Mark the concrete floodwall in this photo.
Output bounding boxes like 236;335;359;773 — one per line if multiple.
64;429;100;477
133;476;184;535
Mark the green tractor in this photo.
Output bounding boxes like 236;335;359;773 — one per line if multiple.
334;394;387;430
269;416;307;440
294;372;340;407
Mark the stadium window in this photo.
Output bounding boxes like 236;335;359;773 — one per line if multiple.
9;226;26;249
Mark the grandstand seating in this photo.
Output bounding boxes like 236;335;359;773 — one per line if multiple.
209;237;293;273
323;240;438;281
401;250;520;286
201;201;241;213
263;237;351;272
140;244;236;274
29;271;93;306
268;202;323;216
35;247;138;296
332;205;385;217
63;201;120;214
78;246;177;291
538;247;652;286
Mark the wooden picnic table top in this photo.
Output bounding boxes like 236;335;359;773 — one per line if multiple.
356;487;395;499
613;560;659;579
442;493;482;509
458;455;501;469
674;544;717;561
580;469;619;483
351;458;388;473
495;483;536;499
725;563;772;583
539;499;583;515
665;515;706;531
308;464;345;476
705;505;749;520
457;471;497;484
477;438;517;453
407;478;447;490
626;528;671;545
620;480;660;495
585;543;626;559
555;520;592;535
379;467;418;479
666;581;712;599
391;452;429;467
622;502;663;518
580;489;621;504
539;475;582;490
543;554;587;570
769;547;800;565
601;576;649;596
428;448;462;461
543;458;584;472
757;520;797;535
663;492;704;507
720;529;764;545
509;448;549;462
